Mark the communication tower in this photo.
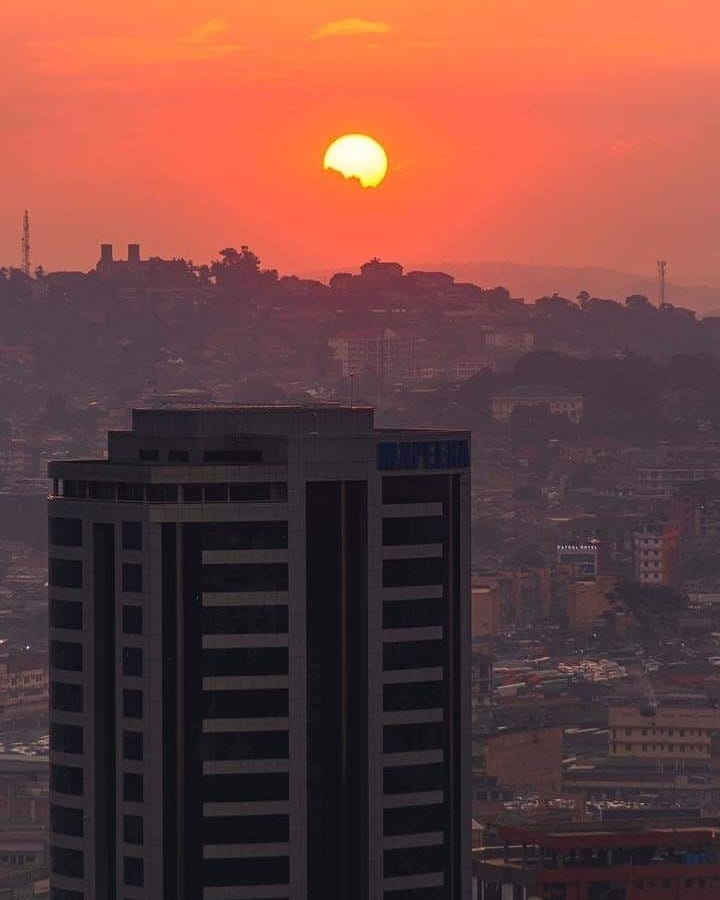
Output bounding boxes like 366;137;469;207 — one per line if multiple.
657;259;667;307
21;211;30;276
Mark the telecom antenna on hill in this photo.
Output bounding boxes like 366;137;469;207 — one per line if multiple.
657;259;667;307
21;211;31;276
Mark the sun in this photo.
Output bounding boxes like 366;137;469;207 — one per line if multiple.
323;134;388;188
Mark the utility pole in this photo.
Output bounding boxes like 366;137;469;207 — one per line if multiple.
21;211;31;277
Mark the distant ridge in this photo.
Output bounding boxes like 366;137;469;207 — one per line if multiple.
302;261;720;315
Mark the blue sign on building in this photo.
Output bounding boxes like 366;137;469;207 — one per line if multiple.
377;439;470;472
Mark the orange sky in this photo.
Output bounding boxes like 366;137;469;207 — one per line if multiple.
3;0;720;282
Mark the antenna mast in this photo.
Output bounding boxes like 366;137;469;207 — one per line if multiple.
21;211;31;277
657;259;667;307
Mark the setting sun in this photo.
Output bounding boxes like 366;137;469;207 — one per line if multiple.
323;134;388;188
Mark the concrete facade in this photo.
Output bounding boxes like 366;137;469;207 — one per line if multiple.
47;405;472;900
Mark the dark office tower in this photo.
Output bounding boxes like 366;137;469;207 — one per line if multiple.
48;406;471;900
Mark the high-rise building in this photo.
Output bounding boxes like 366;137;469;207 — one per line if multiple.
47;406;472;900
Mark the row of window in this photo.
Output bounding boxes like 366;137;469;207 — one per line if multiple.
615;727;708;738
58;480;287;504
138;448;262;464
199;730;289;761
615;742;708;754
50;852;143;890
49;518;142;550
52;638;143;679
49;560;142;592
50;603;142;638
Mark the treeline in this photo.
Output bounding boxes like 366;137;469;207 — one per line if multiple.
451;351;720;443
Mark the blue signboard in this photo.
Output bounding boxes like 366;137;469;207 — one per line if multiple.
377;439;470;472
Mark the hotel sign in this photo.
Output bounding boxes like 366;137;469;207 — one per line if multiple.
377;439;470;472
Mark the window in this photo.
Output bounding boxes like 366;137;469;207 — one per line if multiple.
122;605;143;635
88;481;115;500
384;803;445;835
201;605;288;635
183;484;203;503
139;448;159;461
384;846;446;879
204;449;262;463
124;815;144;845
382;475;447;505
123;856;144;887
118;482;145;502
49;558;82;589
229;482;287;503
202;689;288;719
122;521;143;551
147;484;178;503
203;815;288;845
168;450;190;462
49;517;82;547
199;730;289;761
202;563;288;593
201;522;288;551
50;599;83;631
122;564;143;593
123;773;143;803
383;763;445;795
202;856;289;887
202;648;288;677
51;640;83;672
123;730;143;761
383;598;445;630
50;890;83;900
383;640;445;671
123;689;143;719
203;773;289;802
384;722;445;754
51;845;84;879
204;484;228;503
51;764;83;796
384;681;445;712
383;516;446;546
51;723;83;755
122;647;143;678
51;804;84;838
383;557;445;588
51;681;83;713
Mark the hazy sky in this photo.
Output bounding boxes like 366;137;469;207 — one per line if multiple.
3;0;720;282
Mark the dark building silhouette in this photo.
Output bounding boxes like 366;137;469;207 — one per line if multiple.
48;406;472;899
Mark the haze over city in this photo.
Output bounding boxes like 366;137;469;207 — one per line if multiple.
4;0;720;283
5;2;720;898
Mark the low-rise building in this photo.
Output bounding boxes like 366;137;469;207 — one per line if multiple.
609;703;720;761
491;385;584;422
474;823;720;899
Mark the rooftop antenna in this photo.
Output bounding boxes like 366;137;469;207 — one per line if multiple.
657;259;667;307
21;211;31;277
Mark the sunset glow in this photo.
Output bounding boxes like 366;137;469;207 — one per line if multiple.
3;1;720;280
